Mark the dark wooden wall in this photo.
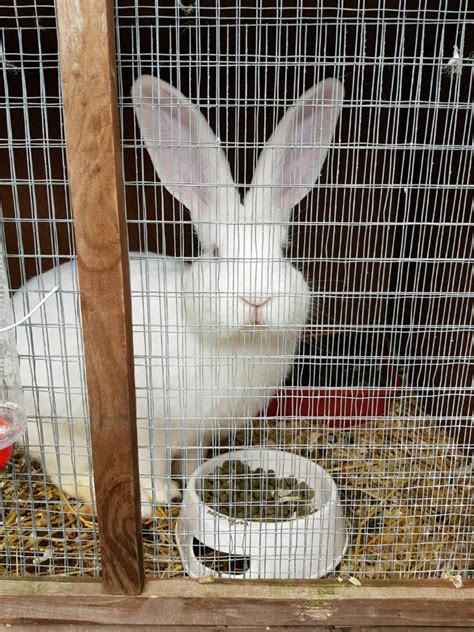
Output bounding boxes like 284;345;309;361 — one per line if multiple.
0;0;471;441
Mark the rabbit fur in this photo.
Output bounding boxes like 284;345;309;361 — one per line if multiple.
14;76;343;518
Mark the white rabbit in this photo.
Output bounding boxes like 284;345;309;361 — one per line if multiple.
15;76;343;518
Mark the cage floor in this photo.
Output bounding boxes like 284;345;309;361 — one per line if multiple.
1;398;472;579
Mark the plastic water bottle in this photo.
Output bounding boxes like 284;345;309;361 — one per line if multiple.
0;231;26;467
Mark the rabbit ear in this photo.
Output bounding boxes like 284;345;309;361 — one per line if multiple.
132;75;240;251
243;78;344;240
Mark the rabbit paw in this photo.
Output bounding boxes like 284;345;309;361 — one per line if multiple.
58;474;94;505
154;478;182;506
139;478;182;518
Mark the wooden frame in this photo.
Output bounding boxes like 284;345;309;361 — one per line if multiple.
1;1;472;628
56;0;144;594
1;579;473;629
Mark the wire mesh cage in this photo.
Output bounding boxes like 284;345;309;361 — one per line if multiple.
0;0;472;584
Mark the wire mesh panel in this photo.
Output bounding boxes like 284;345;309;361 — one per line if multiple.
0;2;99;577
0;0;472;582
118;0;472;580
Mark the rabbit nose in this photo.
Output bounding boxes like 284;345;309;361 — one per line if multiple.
240;296;271;308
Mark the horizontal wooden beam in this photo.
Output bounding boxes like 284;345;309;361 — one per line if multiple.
1;579;473;628
0;623;470;632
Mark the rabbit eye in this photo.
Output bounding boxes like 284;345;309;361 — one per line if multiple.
212;247;220;258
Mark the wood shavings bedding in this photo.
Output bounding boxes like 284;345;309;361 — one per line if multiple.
1;398;472;578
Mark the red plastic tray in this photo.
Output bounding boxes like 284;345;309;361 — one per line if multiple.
266;385;400;427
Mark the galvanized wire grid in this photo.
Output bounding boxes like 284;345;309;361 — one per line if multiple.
0;1;98;576
1;1;473;580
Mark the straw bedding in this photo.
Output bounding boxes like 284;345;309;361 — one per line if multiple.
1;398;472;579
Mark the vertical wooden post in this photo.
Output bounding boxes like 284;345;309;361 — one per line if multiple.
56;1;144;594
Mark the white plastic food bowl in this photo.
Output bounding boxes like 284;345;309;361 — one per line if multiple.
176;448;348;579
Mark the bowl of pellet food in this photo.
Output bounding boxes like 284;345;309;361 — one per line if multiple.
176;449;348;579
